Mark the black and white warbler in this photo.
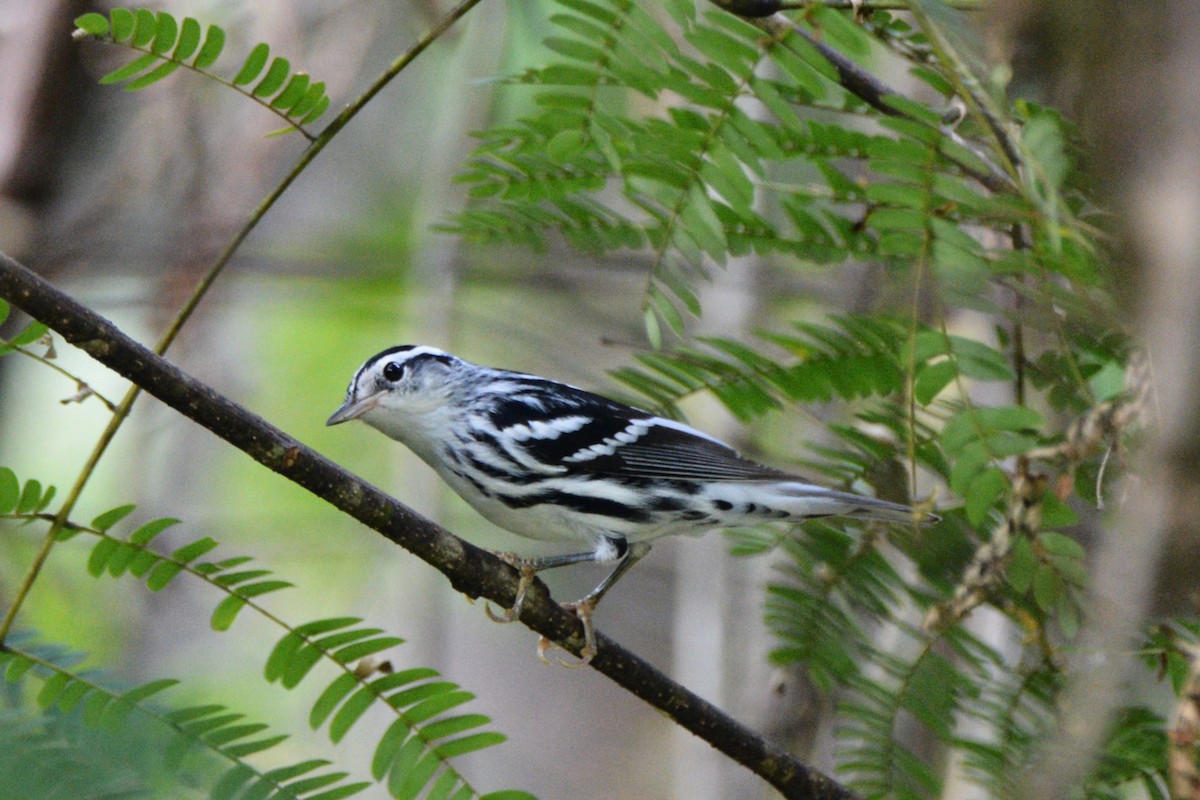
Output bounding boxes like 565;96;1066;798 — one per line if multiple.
328;345;937;662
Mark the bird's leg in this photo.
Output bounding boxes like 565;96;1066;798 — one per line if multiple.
484;549;603;625
484;554;537;624
579;540;652;608
539;541;652;667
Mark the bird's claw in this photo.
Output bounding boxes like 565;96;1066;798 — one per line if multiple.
485;553;537;624
538;597;598;668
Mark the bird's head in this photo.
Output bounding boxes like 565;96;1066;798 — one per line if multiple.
326;345;465;438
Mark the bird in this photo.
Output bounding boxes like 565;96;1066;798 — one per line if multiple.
327;345;938;663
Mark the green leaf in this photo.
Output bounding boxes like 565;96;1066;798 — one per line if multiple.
131;8;157;48
150;12;177;54
436;731;506;758
810;5;871;58
210;765;256;800
282;772;351;795
124;61;182;91
206;722;269;747
327;686;377;743
423;768;463;800
298;94;330;125
5;654;36;682
386;681;457;711
253;56;291;97
224;734;288;758
15;479;42;514
304;783;372;800
73;13;110;37
172;536;218;563
145;560;184;591
265;619;358;682
82;692;112;727
235;579;292;598
129;516;180;545
122;677;179;704
270;72;311;110
289;81;326;118
309;673;360;730
261;759;328;784
914;360;957;404
92;504;136;531
98;53;159;85
1032;563;1062;611
211;595;248;631
37;672;72;709
214;569;271;587
233;42;270;86
110;8;135;41
1022;113;1069;190
941;406;1044;454
57;677;92;712
643;306;662;349
390;751;442;800
173;17;202;61
1040;531;1085;560
87;537;121;578
371;668;441;694
419;713;490;742
371;719;412;781
193;25;225;69
0;467;19;514
11;320;48;346
545;129;589;163
281;645;326;690
127;549;159;578
964;466;1007;527
405;690;473;724
334;636;404;664
34;484;56;513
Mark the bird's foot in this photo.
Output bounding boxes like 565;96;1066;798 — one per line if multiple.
538;596;598;668
484;553;537;624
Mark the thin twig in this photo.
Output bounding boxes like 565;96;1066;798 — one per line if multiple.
0;339;117;411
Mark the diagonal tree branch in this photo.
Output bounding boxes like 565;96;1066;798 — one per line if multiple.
0;250;861;800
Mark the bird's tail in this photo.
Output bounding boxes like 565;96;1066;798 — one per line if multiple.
772;483;939;526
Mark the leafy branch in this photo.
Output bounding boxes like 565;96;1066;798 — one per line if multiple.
73;8;330;140
2;635;373;800
1;494;521;799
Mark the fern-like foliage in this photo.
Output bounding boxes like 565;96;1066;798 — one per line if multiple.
449;1;1036;339
73;8;330;139
2;631;371;800
1;469;534;800
446;1;1164;797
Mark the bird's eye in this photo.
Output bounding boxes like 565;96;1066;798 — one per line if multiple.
382;362;405;382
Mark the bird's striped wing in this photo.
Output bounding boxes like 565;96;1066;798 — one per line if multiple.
484;382;796;482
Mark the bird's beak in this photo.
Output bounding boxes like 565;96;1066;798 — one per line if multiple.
326;393;379;426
